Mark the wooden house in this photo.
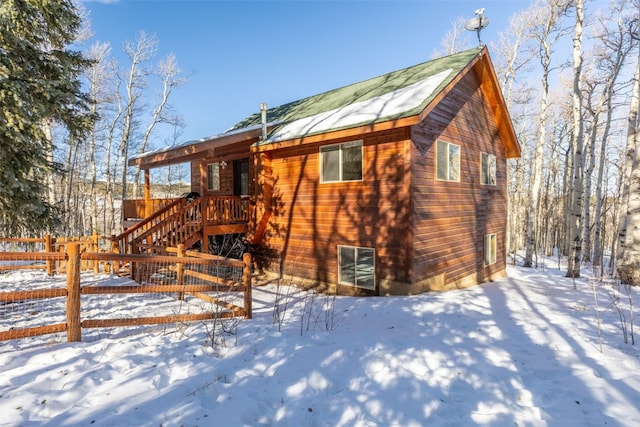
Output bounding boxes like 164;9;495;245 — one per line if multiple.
124;46;521;295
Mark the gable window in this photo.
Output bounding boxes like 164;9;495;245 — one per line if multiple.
338;245;375;290
481;153;496;185
320;140;363;183
207;162;220;191
436;140;460;182
485;234;497;266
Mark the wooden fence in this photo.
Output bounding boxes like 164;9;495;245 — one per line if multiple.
0;241;252;342
0;234;106;275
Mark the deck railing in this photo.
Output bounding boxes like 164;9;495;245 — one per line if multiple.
122;197;181;221
204;196;251;225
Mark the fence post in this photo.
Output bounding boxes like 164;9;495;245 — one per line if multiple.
92;233;100;274
243;252;252;319
45;234;54;276
176;244;185;300
66;243;82;342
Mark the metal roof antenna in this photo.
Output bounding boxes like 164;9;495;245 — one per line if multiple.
464;8;490;48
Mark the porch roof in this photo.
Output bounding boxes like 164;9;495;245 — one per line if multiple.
128;123;278;169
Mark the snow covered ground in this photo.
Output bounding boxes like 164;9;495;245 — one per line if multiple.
1;260;640;426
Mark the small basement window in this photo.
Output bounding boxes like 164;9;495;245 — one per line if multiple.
338;245;375;290
207;162;220;191
436;140;460;182
481;153;496;185
485;234;497;266
320;140;363;183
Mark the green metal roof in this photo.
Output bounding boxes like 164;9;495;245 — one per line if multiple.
228;48;481;142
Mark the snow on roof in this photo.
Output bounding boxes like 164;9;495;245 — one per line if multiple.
265;68;452;143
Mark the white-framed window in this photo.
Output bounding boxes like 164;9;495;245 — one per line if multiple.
338;245;375;290
485;234;497;266
481;153;496;185
436;140;460;182
207;162;220;191
320;140;363;183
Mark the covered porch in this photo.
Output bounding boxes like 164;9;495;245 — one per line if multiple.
119;126;267;255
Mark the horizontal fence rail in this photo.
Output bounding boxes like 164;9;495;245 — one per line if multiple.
0;242;252;343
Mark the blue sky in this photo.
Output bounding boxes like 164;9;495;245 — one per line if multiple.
82;0;530;147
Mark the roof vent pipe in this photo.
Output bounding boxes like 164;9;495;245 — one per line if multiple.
260;103;268;141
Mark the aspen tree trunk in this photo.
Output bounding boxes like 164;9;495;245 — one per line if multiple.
593;87;619;267
85;43;111;235
119;33;157;209
582;128;595;264
524;43;550;268
566;0;584;278
618;44;640;285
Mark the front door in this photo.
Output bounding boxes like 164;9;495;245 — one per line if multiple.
233;158;249;196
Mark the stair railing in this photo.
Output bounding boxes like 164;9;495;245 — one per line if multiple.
129;198;203;254
112;198;185;254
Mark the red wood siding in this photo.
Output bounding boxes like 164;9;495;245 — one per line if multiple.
258;128;412;293
410;69;508;289
189;139;256;197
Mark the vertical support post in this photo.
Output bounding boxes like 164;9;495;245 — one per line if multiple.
111;234;120;273
66;243;82;342
243;252;252;319
199;158;209;251
176;244;185;300
144;168;152;217
45;234;53;276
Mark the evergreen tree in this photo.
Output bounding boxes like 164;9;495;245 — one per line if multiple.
0;0;92;236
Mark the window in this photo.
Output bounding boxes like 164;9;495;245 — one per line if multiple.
485;234;497;266
436;140;460;182
338;246;375;290
207;162;220;191
320;141;363;183
481;153;496;185
233;158;250;196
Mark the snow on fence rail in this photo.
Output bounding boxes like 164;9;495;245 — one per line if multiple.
0;241;252;343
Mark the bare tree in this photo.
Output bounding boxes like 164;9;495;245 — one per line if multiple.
431;17;473;58
492;12;535;261
132;53;186;198
85;42;112;234
523;0;571;268
118;31;157;205
586;0;636;269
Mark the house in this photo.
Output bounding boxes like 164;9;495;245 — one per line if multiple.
125;46;521;295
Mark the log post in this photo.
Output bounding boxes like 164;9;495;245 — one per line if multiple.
45;234;53;276
176;244;185;300
243;252;252;319
66;243;82;342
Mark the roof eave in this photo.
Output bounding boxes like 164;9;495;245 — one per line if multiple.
129;126;268;169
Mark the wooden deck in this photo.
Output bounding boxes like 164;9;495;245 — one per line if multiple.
118;196;251;254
